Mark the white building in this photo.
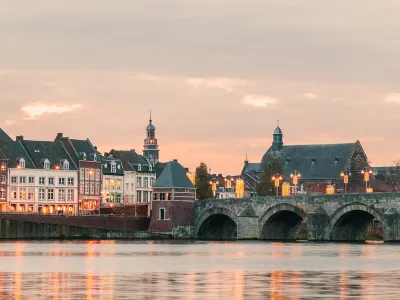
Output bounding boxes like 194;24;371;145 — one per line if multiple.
4;138;79;214
101;156;124;206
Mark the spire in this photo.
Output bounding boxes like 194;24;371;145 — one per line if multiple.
149;109;152;123
277;119;279;127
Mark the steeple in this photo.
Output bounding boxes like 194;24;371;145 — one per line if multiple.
143;110;159;164
272;120;283;151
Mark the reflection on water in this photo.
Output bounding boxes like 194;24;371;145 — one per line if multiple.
0;241;399;299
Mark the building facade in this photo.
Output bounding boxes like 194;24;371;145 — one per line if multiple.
149;159;196;233
102;155;124;206
55;133;102;213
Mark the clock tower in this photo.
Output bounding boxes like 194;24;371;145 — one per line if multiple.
143;110;159;165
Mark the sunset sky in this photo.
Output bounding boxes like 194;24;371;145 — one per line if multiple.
1;1;400;174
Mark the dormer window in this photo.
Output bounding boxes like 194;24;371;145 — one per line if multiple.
334;157;339;163
312;157;316;164
42;159;50;169
93;153;97;161
110;161;116;173
138;164;142;171
82;152;87;160
19;158;25;169
63;160;69;170
285;157;290;164
149;165;152;171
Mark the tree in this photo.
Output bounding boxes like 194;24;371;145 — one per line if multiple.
195;162;213;200
257;154;284;196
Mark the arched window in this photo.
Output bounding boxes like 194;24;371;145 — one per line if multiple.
19;158;25;168
63;160;69;170
43;159;50;169
110;161;116;173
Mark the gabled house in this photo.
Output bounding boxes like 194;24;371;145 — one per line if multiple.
109;149;155;205
148;159;196;234
101;154;124;206
55;133;102;213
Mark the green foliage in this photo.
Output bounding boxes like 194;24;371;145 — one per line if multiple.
257;154;284;196
195;162;213;200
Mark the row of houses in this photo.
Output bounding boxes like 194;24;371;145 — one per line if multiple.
0;115;160;215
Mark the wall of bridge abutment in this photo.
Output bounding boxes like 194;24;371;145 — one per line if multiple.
194;192;400;241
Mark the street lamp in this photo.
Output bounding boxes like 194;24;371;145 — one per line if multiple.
290;170;301;195
209;178;218;198
340;170;351;194
361;167;373;193
271;173;283;196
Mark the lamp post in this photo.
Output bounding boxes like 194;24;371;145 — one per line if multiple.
290;170;301;195
340;170;351;194
271;173;283;196
361;167;373;193
209;178;217;199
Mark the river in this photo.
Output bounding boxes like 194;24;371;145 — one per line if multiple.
0;240;398;299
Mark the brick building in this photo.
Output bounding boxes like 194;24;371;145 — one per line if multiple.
148;159;196;233
55;133;102;213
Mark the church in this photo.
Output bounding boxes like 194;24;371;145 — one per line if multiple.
242;125;372;194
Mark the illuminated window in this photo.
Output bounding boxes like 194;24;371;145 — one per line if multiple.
110;180;115;190
11;187;17;200
105;179;110;190
116;180;121;190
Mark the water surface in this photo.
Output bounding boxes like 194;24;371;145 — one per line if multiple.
0;240;399;299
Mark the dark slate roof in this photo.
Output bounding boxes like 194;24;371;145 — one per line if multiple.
153;160;194;188
0;141;35;168
262;142;358;180
101;156;124;175
273;127;283;135
0;129;12;142
155;162;168;178
0;148;7;160
242;162;261;173
70;139;101;161
21;140;78;170
108;150;153;172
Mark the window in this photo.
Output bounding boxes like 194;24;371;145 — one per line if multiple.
131;183;134;191
48;177;54;185
0;162;6;170
67;189;74;201
80;182;84;194
143;191;148;203
89;169;94;180
28;188;34;201
136;177;142;188
59;189;65;201
90;182;94;194
28;176;35;184
11;176;17;184
11;187;17;200
39;189;45;201
136;191;142;203
85;182;89;194
0;175;5;184
138;164;141;171
63;161;69;170
159;208;165;220
39;177;45;185
125;183;129;192
111;162;116;173
68;177;74;186
59;177;65;185
80;168;84;180
47;189;54;200
105;179;110;190
85;168;89;180
110;180;115;190
150;178;155;187
143;177;148;188
19;176;26;184
0;189;5;200
43;159;50;169
19;158;25;168
95;169;100;181
95;183;100;195
149;165;152;171
19;188;26;200
116;180;121;190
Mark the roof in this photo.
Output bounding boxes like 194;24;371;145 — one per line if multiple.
101;156;124;175
243;162;261;173
155;162;168;178
146;120;155;131
0;129;12;142
273;127;283;135
262;142;359;180
0;141;36;168
153;160;194;188
70;139;101;161
109;150;153;172
20;140;78;170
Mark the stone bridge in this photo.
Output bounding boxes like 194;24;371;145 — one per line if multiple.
194;192;400;242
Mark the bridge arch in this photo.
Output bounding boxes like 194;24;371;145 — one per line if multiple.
259;203;306;240
330;203;384;241
196;207;237;240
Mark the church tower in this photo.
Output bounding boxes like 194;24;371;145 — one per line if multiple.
272;121;283;151
143;110;159;165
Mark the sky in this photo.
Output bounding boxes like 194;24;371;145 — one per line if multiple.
1;1;400;175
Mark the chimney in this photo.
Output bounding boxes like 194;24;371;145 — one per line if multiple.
130;149;135;152
104;152;109;157
55;133;63;141
16;135;23;141
93;146;98;150
173;159;178;162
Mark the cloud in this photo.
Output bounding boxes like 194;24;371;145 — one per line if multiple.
138;74;160;81
383;93;400;104
21;103;83;119
242;95;277;107
186;77;246;92
302;92;318;99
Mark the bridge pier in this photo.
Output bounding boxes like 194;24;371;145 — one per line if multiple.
237;216;259;239
383;210;400;241
307;208;330;241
